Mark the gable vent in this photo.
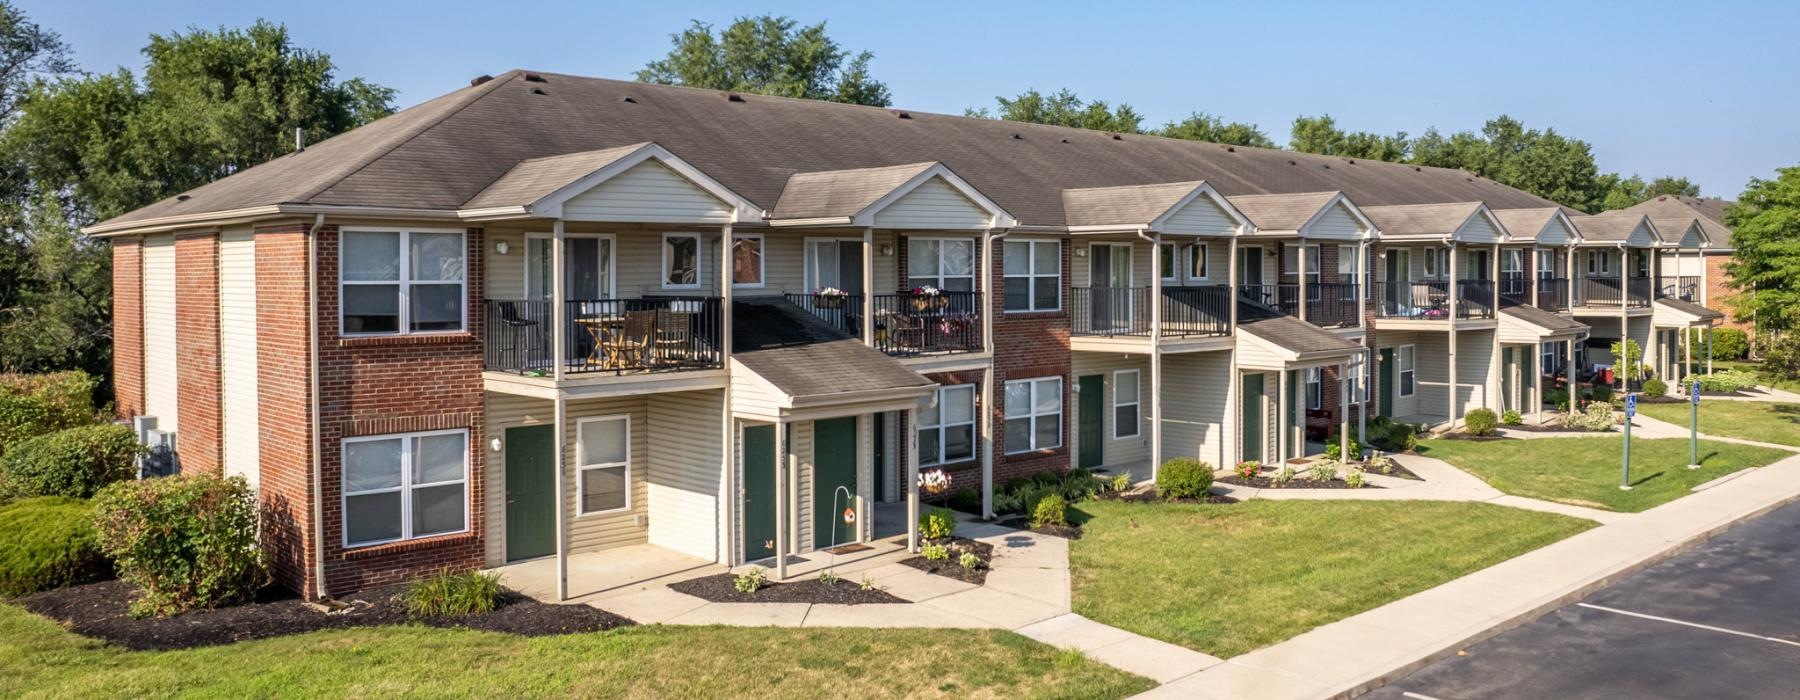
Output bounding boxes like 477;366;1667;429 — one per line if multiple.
523;72;547;83
470;74;493;87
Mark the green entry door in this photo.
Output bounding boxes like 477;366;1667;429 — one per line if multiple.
1378;349;1395;417
1077;374;1105;468
742;425;778;562
813;417;858;549
1501;348;1515;413
504;425;556;562
1241;374;1264;463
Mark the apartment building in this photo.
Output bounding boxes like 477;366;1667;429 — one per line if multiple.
92;70;1728;599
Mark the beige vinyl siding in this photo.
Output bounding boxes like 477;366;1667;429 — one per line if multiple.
1072;354;1150;470
646;390;724;561
1235;242;1279;284
728;359;785;420
1538;217;1575;246
1458;213;1503;245
625;230;719;295
871;177;990;230
1161;196;1237;236
1307;202;1366;240
561;159;733;223
142;234;178;432
1163;352;1231;467
791;419;814;551
1455;329;1497;416
486;230;527;299
1233;333;1289;370
482;393;651;564
873;231;899;293
1628;316;1653;365
1661;252;1702;277
219;228;259;484
757;232;806;296
1382;331;1423;418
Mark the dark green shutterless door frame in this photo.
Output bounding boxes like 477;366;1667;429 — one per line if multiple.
813;417;858;549
1077;374;1105;468
742;425;778;563
1501;348;1515;413
1378;349;1395;417
504;425;556;562
1241;374;1264;463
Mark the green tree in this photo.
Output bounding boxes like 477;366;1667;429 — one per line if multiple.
967;88;1144;133
1723;167;1800;332
1288;114;1409;161
0;1;73;123
1156;112;1274;148
637;15;891;107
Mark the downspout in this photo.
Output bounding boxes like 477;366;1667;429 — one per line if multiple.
1617;242;1628;391
307;213;327;601
1446;237;1459;430
980;228;1007;519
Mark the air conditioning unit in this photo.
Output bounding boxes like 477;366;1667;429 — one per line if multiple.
133;416;180;478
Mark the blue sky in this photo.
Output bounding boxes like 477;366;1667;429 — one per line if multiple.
27;0;1799;198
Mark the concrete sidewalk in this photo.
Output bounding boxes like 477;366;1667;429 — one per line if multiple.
1136;451;1800;699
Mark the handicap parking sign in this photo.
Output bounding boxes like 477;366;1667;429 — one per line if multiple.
1625;394;1637;417
1692;382;1702;405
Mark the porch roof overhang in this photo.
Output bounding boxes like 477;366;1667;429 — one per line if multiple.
1492;207;1584;247
1498;305;1589;344
1225;191;1378;241
729;298;936;419
1649;217;1711;250
1652;297;1725;327
1234;313;1365;370
765;161;1016;230
459;142;764;223
1361;201;1510;244
1060;180;1249;237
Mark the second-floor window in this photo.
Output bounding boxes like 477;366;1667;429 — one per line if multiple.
1004;240;1060;312
1282;243;1320;284
1537;250;1558;279
1159;243;1179;283
908;238;975;292
732;234;763;287
663;233;701;288
919;384;976;466
341;229;465;336
1189;243;1210;281
1503;249;1524;276
1586;250;1614;276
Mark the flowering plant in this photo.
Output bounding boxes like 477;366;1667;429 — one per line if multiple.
812;286;848;299
1234;460;1261;480
918;468;952;495
911;285;941;297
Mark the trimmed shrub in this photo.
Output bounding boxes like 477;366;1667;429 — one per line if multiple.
1764;335;1800;382
1501;410;1523;426
1696;369;1760;393
1030;493;1068;528
946;487;981;514
92;474;266;617
0;497;110;597
1704;327;1750;361
1465;408;1498;436
1642;378;1668;397
401;569;502;617
1323;436;1362;461
919;507;957;541
0;371;100;455
1156;458;1214;500
0;424;141;501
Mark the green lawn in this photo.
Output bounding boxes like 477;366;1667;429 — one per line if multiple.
1635;400;1800;448
1418;437;1792;512
1067;500;1593;659
1708;359;1800;394
0;605;1152;699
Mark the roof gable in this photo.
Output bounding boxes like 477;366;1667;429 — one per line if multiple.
1363;202;1507;243
462;142;760;223
1063;180;1247;235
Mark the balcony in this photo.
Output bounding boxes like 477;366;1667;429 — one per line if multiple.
1071;285;1233;338
786;291;984;356
1374;280;1495;320
483;297;724;376
1498;273;1530;304
1574;277;1652;308
1534;278;1570;312
1660;276;1700;302
1237;283;1362;328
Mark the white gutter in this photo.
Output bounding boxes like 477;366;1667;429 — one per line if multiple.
307;213;327;600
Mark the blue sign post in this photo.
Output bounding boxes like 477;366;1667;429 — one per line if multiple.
1687;381;1702;469
1620;394;1637;490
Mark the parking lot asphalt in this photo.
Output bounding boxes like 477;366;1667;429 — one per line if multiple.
1366;499;1800;699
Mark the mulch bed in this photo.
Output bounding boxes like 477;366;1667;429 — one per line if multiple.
1216;473;1382;490
1359;460;1422;481
992;517;1083;539
668;573;907;605
1113;491;1239;505
1435;432;1511;441
898;538;994;585
13;580;632;651
1504;423;1613;434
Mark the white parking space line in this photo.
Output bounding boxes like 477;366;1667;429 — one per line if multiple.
1402;692;1448;700
1577;603;1800;649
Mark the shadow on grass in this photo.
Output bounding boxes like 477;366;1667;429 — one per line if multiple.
1772;404;1800;426
1628;470;1666;488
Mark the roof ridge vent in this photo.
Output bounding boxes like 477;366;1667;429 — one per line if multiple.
470;74;493;87
523;72;547;83
621;96;637;103
1288;160;1297;166
723;92;746;102
1060;138;1069;144
1110;133;1123;140
1012;133;1022;140
891;109;911;119
1226;146;1236;152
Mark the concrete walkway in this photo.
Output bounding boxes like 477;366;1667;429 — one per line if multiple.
1212;453;1627;524
1134;453;1800;698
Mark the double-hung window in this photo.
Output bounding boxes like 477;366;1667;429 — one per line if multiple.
1004;377;1062;453
577;416;630;515
663;233;701;288
1159;244;1179;283
1003;240;1060;312
1398;345;1417;397
1336;244;1360;298
1537;250;1557;279
732;234;764;287
341;229;466;335
918;384;976;466
1542;341;1558;374
1188;243;1210;280
1587;250;1614;276
342;429;469;547
908;238;976;292
1113;370;1140;439
1305;367;1323;410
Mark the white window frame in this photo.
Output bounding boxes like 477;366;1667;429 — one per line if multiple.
1004;376;1063;454
804;236;863;293
731;233;765;289
1502;249;1524;275
1004;239;1061;313
1189;242;1210;281
1113;369;1140;439
1537;249;1557;279
1398;345;1417;397
1355;355;1370;402
339;227;467;337
661;232;703;290
576;415;632;516
524;232;617;300
1305;367;1323;411
1159;243;1180;283
918;384;977;467
1587;250;1614;276
1542;341;1557;374
341;428;470;548
1422;247;1440;279
906;237;978;292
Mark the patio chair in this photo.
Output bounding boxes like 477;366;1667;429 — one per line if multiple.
497;301;539;373
603;311;655;370
653;309;693;366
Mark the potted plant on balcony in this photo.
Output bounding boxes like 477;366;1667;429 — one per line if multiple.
911;285;946;311
812;286;848;309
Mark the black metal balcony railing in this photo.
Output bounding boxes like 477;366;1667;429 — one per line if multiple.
1499;273;1530;303
1535;278;1570;312
1373;280;1493;320
483;297;724;376
1660;276;1700;302
786;291;984;356
1071;286;1231;338
1575;277;1652;308
1237;283;1361;328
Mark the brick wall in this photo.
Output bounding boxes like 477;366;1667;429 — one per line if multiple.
255;224;316;595
990;238;1072;484
112;237;145;419
1705;252;1754;336
174;231;223;474
313;225;487;596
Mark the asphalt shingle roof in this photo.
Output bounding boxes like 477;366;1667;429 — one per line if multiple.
1613;195;1735;248
1225;192;1341;233
1360;202;1486;237
730;298;935;400
769;162;937;221
1500;304;1588;333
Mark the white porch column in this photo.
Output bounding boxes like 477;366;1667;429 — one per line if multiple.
774;420;790;579
1149;231;1164;478
1566;246;1577;309
552;218;567;381
1296;238;1309;322
1447;243;1460;429
1534;342;1545;423
1226;237;1241;467
718;223;735;565
979;229;998;519
1356;241;1369;322
862;227;876;346
1684;325;1694;390
1567;338;1578;417
553;394;567;601
1337;360;1350;460
1706;326;1714;373
551;218;568;601
1530;246;1541;308
906;406;921;553
1357;349;1369;447
1276;369;1289;463
1490;244;1502;410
